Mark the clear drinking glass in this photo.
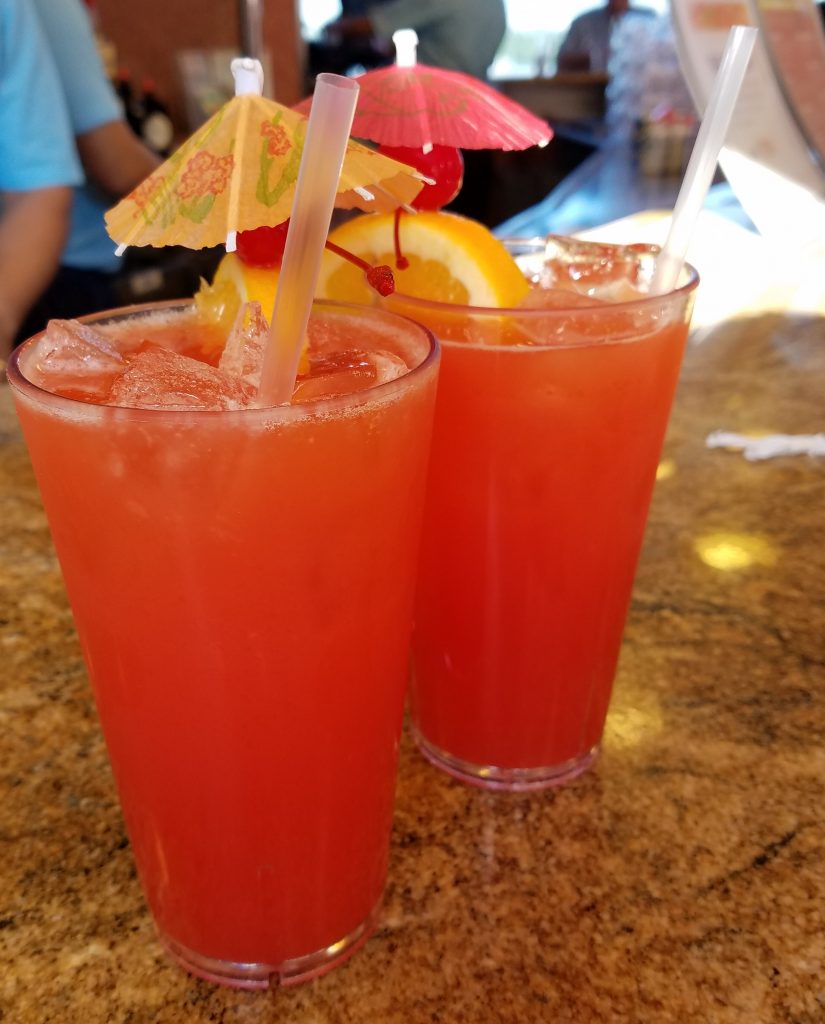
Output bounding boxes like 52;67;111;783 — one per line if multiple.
384;239;698;791
7;300;439;987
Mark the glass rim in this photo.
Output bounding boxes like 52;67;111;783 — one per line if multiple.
378;256;700;353
383;260;700;319
6;297;440;422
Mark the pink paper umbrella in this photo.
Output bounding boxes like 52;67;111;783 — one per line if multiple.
296;30;553;266
295;31;552;152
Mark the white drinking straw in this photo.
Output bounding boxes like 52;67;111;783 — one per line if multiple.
257;73;360;406
650;25;758;294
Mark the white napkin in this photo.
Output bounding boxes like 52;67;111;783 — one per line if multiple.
706;430;825;461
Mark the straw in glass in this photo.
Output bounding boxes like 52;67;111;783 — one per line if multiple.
651;25;758;295
257;74;360;406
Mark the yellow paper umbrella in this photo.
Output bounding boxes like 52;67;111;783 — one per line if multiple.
105;64;425;253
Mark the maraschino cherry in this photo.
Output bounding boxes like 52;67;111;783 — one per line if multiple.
235;222;290;268
379;144;464;211
235;220;395;295
377;144;464;268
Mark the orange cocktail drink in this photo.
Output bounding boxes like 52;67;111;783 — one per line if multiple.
384;237;698;791
8;300;439;987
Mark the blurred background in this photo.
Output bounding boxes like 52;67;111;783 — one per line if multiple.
78;0;825;313
88;0;691;229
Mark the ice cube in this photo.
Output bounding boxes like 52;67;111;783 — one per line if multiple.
368;349;408;384
517;282;662;348
27;319;125;399
291;349;408;404
519;286;606;311
586;279;648;304
541;236;658;296
218;301;268;388
108;349;255;410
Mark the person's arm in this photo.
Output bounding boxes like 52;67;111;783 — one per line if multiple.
0;0;83;356
0;187;72;358
76;120;160;199
31;0;160;198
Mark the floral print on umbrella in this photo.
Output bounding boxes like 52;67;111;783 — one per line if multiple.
257;112;303;208
176;151;235;223
127;173;168;223
105;90;425;252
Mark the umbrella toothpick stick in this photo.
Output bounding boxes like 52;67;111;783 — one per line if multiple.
225;58;266;253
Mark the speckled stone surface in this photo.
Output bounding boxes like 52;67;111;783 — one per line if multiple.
2;312;824;1023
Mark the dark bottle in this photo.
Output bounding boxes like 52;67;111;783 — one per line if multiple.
139;77;174;156
114;68;143;136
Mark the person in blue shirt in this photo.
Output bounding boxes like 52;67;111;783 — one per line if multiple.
557;0;655;74
307;0;397;78
0;0;81;359
322;0;507;81
17;0;159;337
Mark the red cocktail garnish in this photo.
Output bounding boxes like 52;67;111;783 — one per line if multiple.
236;222;291;268
325;240;395;296
378;144;464;268
379;144;464;211
236;222;395;296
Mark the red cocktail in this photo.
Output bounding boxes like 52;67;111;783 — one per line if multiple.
387;239;698;790
8;300;438;986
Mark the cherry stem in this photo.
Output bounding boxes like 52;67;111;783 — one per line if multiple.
324;239;373;275
393;208;410;270
323;240;395;296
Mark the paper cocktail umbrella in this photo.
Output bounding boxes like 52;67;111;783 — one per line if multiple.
105;59;425;253
295;30;552;259
295;30;552;153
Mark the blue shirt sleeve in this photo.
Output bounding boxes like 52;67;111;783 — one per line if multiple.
0;0;83;190
30;0;122;135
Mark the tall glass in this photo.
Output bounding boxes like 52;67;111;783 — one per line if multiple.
385;240;698;791
7;300;439;988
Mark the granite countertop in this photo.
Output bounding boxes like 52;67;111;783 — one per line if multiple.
1;310;824;1023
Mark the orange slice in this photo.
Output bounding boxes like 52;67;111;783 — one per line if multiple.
316;211;530;308
195;253;280;337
